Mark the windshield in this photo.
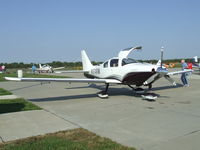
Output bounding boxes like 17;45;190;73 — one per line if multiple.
122;58;139;66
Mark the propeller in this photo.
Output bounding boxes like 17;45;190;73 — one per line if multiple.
133;46;142;50
160;46;164;68
158;47;176;86
144;47;176;87
156;46;168;75
164;75;176;86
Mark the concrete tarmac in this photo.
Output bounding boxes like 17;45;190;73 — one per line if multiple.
0;110;78;143
1;72;200;150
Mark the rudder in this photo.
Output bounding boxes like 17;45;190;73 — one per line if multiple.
81;50;93;71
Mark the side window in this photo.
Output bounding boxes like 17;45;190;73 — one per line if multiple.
103;61;108;68
122;59;126;66
110;59;119;67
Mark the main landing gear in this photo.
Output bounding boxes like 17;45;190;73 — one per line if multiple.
128;84;147;94
97;83;155;100
128;84;158;101
97;83;109;98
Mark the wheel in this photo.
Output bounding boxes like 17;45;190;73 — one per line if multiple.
97;91;109;98
98;93;109;98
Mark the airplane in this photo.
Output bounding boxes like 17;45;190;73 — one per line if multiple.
5;46;193;98
35;64;65;73
191;56;200;68
190;56;200;74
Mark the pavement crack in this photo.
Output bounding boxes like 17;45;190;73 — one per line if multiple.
183;130;200;136
0;136;5;143
42;108;82;128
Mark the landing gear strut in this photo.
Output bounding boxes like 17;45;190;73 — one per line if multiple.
98;83;109;98
148;84;152;90
128;84;146;94
128;84;135;90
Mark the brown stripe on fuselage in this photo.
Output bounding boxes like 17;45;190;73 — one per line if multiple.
122;72;156;86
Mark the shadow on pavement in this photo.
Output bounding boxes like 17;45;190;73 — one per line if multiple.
27;83;183;102
151;83;183;91
29;94;97;102
9;83;46;92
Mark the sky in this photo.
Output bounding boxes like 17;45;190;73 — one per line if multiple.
0;0;200;63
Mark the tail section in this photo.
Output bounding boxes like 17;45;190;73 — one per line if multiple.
39;64;42;68
193;56;198;63
81;50;93;71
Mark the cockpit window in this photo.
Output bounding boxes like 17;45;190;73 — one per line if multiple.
103;61;108;68
110;59;119;67
122;58;138;66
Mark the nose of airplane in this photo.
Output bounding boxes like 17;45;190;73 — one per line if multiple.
156;67;168;74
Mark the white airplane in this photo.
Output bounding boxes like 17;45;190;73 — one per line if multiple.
5;46;193;98
192;56;200;68
36;64;65;73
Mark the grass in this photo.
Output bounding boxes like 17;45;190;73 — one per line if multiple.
0;128;136;150
0;72;69;82
0;98;41;114
0;88;12;96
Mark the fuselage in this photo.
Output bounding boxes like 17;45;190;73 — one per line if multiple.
84;57;159;86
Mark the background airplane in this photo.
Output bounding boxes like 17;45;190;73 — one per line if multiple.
190;56;200;74
34;64;65;73
192;56;200;68
5;46;193;98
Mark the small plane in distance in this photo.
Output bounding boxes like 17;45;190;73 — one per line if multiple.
5;46;193;98
35;64;65;73
190;56;200;74
192;56;200;69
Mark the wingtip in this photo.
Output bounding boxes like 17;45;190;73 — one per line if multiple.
4;77;21;81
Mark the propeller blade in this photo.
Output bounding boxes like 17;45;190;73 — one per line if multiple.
143;73;161;85
160;47;164;68
134;46;142;50
164;75;176;86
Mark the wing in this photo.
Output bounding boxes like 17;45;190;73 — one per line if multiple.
53;67;65;70
144;69;193;86
167;69;193;75
55;70;87;73
4;77;122;84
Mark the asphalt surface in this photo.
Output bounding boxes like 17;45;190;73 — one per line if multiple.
0;110;77;142
0;71;200;150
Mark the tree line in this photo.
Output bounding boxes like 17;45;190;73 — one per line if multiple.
0;58;198;69
0;61;102;69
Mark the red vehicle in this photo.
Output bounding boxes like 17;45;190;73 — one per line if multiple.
0;65;6;72
187;63;193;69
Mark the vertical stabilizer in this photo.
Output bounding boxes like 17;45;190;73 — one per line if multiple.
193;56;198;63
81;50;93;71
39;64;42;69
